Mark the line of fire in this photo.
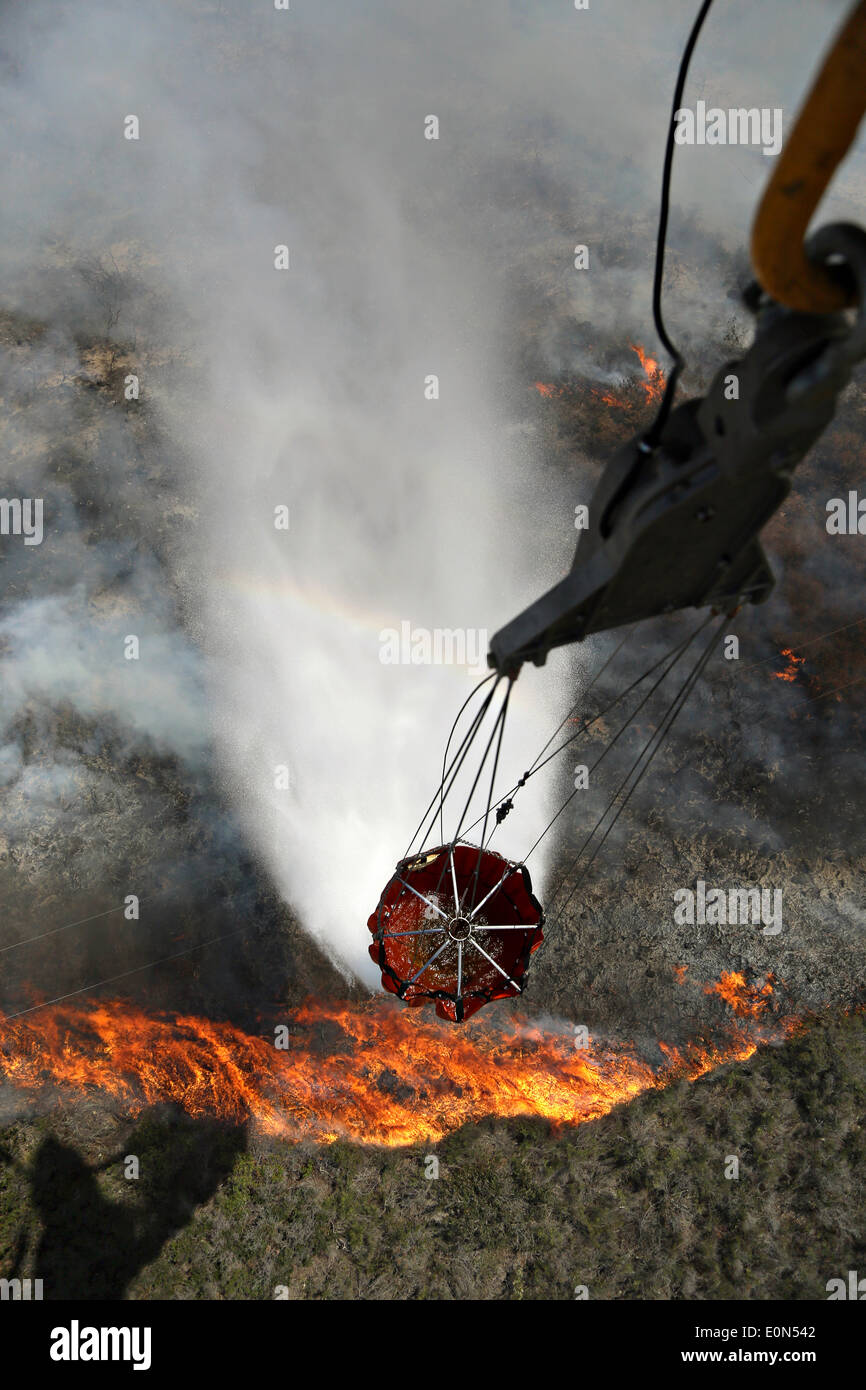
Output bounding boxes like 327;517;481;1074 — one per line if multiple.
1;0;865;1329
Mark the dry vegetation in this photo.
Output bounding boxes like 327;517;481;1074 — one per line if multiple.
2;1006;864;1300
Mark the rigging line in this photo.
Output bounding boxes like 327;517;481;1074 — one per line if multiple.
423;677;509;908
431;839;465;920
449;680;512;852
404;669;497;859
466;624;698;847
582;616;724;868
549;615;726;926
0;862;253;957
415;677;503;868
402;672;499;860
743;674;866;731
543;617;717;903
546;644;715;930
437;669;499;848
733;615;866;676
644;0;716;448
550;619;723;926
1;924;256;1022
460;622;703;841
524;623;702;782
524;627;635;778
420;677;501;856
0;903;125;955
478;632;632;852
468;679;514;912
476;627;634;853
522;614;713;872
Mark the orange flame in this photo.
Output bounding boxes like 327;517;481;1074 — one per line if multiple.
703;970;775;1018
774;648;805;682
534;346;664;412
0;975;801;1148
591;344;666;411
628;342;666;403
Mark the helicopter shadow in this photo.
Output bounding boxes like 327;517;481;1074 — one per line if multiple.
11;1113;246;1300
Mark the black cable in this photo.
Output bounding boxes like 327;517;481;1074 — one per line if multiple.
523;626;698;783
449;681;512;851
422;680;513;908
643;0;716;448
548;634;714;921
3;924;257;1021
477;631;633;852
461;621;704;843
467;679;513;910
522;615;711;870
548;614;726;925
437;671;499;847
402;671;499;859
522;628;633;779
416;680;501;859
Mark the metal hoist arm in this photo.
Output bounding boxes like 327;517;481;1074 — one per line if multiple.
489;1;866;679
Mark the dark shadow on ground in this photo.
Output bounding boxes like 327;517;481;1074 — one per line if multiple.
15;1112;246;1299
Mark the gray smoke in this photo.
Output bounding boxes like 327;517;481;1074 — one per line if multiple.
1;0;863;1004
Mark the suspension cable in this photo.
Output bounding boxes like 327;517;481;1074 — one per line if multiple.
548;614;726;925
643;0;716;447
461;620;706;843
467;679;513;909
521;615;712;868
402;671;499;859
449;678;513;851
522;627;633;779
438;671;499;847
414;679;503;860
